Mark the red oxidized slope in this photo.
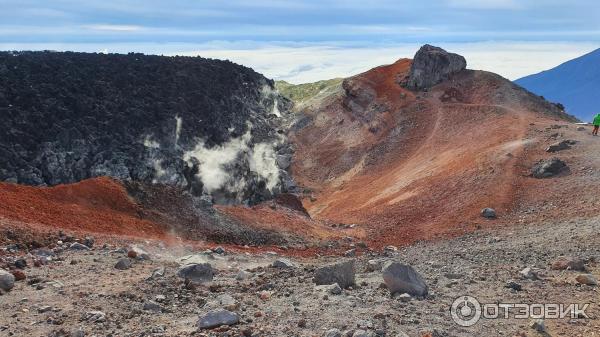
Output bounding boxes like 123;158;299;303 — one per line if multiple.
0;177;166;238
290;59;574;248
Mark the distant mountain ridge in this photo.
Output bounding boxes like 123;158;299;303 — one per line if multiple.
515;48;600;122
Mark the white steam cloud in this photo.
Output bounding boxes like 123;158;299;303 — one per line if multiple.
183;124;282;197
175;115;182;145
184;129;252;193
250;143;280;190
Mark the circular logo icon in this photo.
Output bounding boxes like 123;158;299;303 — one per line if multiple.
451;295;482;327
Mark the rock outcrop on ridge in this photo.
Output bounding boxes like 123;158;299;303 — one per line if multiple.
405;44;467;90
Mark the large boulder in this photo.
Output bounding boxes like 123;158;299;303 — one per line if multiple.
0;269;15;292
382;262;428;297
313;260;355;289
531;158;568;178
405;45;467;90
177;263;214;283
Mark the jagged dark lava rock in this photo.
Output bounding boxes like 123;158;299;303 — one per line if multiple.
0;51;295;204
405;44;467;90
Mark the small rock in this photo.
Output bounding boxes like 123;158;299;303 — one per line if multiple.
129;246;150;260
71;328;85;337
317;283;343;295
505;280;522;291
328;283;343;295
38;305;53;313
531;158;568;178
382;262;428;296
212;246;225;254
14;258;27;269
235;270;251;281
352;330;370;337
11;270;26;281
216;294;239;310
127;250;138;259
83;236;95;248
177;263;214;283
114;258;132;270
197;309;239;329
384;245;398;252
551;256;585;271
314;260;355;289
344;249;356;257
397;293;412;302
323;329;342;337
83;311;106;323
520;267;539;280
546;140;572;152
272;258;297;269
530;319;545;332
259;290;271;300
0;269;15;292
69;243;90;251
150;267;165;279
481;208;496;219
143;301;162;313
366;259;388;272
575;274;598;286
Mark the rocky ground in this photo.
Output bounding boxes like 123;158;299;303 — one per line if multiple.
1;212;598;337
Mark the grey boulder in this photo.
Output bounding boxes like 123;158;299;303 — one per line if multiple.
382;262;428;297
405;44;467;90
178;263;214;283
197;309;239;329
546;140;574;153
69;242;91;251
313;260;355;289
272;258;297;269
0;269;15;292
114;258;132;270
531;158;568;178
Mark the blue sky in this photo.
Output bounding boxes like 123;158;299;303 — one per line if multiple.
1;0;599;83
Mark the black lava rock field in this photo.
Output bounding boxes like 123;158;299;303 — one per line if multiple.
0;51;293;204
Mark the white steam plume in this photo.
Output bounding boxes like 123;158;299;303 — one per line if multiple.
175;116;182;145
183;124;282;198
250;143;280;190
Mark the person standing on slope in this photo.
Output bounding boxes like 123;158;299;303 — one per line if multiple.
593;113;600;136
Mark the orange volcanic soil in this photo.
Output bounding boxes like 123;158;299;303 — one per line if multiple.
290;58;576;248
0;177;166;239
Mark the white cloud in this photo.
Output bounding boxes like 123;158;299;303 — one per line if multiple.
84;24;143;32
171;41;599;83
1;41;597;83
446;0;521;9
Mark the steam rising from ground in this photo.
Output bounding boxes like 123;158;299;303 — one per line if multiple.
183;125;281;198
175;116;182;145
250;143;280;190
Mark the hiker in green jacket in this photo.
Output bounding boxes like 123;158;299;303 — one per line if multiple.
594;113;600;136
